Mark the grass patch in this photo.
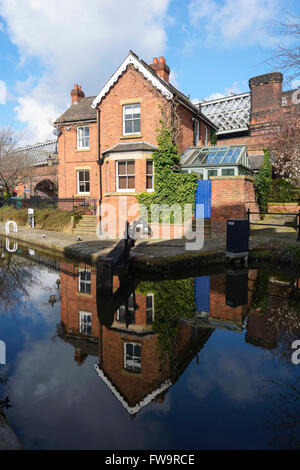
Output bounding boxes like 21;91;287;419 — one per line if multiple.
0;207;81;232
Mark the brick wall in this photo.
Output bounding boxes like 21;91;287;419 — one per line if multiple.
268;203;300;213
57;122;99;199
210;176;259;236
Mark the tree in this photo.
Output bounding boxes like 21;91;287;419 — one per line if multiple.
254;149;272;214
266;14;300;84
0;127;32;197
269;115;300;186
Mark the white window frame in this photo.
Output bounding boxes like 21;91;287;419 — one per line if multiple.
116;160;135;192
204;126;208;146
146;293;154;324
77;169;90;194
78;268;91;294
124;342;141;372
77;126;90;150
146;159;154;192
79;311;92;335
123;104;141;136
194;119;200;146
117;293;135;323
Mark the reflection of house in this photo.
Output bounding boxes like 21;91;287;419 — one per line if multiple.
95;322;212;416
57;263;213;415
188;270;257;331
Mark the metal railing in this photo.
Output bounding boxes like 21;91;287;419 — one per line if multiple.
3;197;98;215
247;208;300;241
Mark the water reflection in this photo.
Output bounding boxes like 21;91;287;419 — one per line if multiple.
0;238;300;449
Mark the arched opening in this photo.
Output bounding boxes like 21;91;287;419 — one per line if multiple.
34;179;57;198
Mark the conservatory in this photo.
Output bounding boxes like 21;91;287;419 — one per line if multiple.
180;145;251;180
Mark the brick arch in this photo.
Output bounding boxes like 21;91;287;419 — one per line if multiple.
34;179;57;198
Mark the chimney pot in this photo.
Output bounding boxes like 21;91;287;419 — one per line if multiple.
150;56;170;83
71;84;85;104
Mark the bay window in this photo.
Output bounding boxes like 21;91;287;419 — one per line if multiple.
116;160;135;191
146;159;154;191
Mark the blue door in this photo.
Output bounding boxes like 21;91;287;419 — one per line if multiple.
195;180;211;219
194;276;210;314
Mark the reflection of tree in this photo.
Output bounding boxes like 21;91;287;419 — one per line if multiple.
266;285;300;363
0;249;40;314
264;376;300;450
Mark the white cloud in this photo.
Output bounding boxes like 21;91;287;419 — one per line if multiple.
188;0;281;48
169;69;178;88
0;80;6;104
0;0;171;144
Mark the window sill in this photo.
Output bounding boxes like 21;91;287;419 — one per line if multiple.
120;134;142;140
75;148;90;152
104;192;138;196
74;193;91;197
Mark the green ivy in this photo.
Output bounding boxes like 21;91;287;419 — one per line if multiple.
137;115;198;223
254;148;272;215
138;278;196;353
269;178;300;203
210;129;217;146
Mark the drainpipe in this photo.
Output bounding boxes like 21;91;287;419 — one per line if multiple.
97;108;103;233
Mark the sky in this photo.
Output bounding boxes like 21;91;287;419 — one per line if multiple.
0;0;300;145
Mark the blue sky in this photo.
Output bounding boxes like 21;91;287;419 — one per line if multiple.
0;0;299;144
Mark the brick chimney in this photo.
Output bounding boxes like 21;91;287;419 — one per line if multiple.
249;72;283;126
150;56;170;83
71;84;85;104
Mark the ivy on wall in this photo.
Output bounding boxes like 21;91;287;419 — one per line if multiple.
138;278;196;354
137;112;198;223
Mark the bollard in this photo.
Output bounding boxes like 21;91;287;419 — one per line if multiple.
5;220;17;235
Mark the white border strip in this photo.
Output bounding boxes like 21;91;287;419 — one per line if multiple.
94;364;172;415
92;53;173;108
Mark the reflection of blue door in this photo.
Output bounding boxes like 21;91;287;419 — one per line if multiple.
194;276;210;314
195;180;211;218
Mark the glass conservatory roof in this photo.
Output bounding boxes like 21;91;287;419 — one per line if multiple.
181;145;249;168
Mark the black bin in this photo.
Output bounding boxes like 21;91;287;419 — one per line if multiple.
226;219;249;254
226;271;249;307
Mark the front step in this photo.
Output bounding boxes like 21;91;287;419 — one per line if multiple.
74;215;97;234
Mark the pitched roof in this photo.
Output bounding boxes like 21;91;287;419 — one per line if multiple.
102;141;157;155
54;96;97;125
199;92;251;135
92;51;217;129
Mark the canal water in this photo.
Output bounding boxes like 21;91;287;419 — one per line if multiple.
0;240;299;450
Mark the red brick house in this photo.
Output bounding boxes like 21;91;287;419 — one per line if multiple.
54;51;217;229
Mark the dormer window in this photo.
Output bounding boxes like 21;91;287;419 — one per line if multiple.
123;104;140;135
77;126;90;149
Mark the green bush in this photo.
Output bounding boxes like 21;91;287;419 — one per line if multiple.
0;207;79;232
137;116;198;223
269;178;300;203
254;148;272;214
